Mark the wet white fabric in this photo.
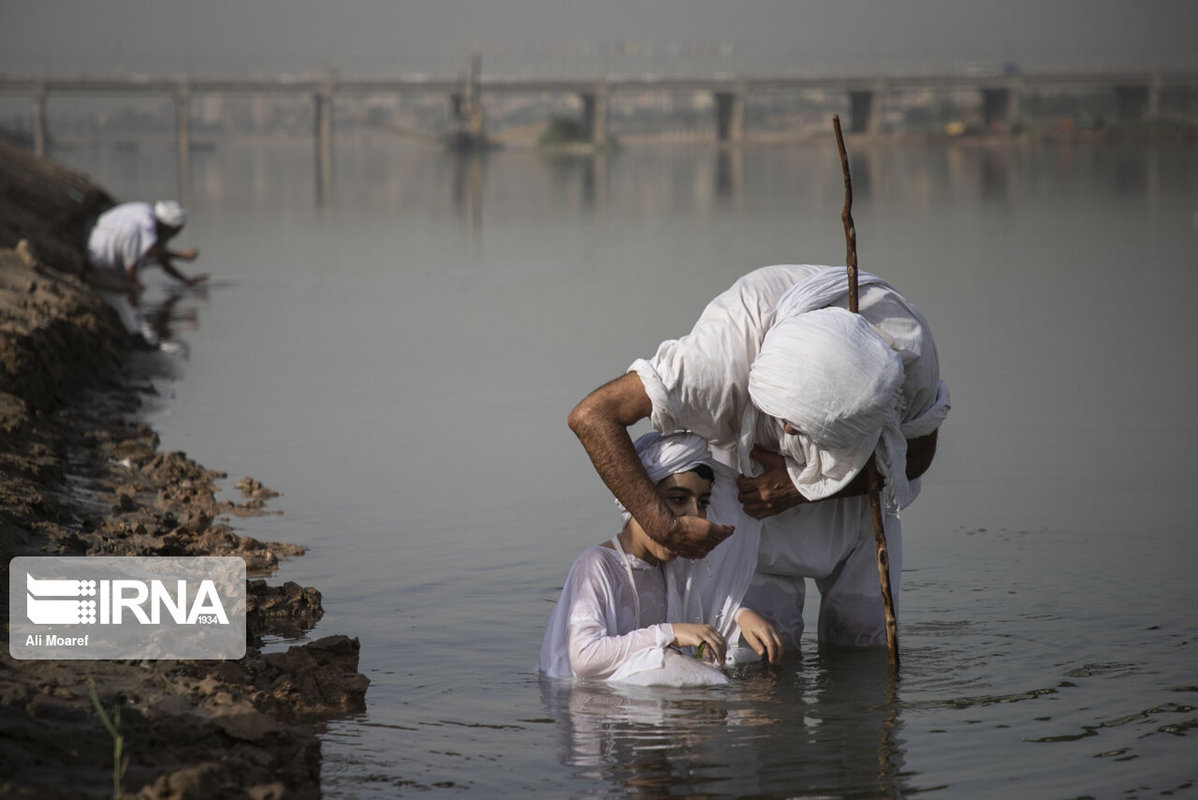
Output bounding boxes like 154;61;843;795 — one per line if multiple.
664;456;760;658
88;202;158;276
538;546;727;686
611;431;759;661
612;647;730;686
610;535;641;626
541;430;731;686
614;431;716;526
629;264;949;646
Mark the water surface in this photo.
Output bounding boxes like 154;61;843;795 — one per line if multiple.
57;133;1198;798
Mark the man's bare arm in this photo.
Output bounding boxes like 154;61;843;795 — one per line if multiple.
148;244;207;286
567;372;733;558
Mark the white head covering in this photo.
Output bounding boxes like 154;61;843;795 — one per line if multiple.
737;267;912;511
153;200;187;229
616;431;716;526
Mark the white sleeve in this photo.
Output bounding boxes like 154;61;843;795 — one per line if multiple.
629;292;762;449
631;265;819;450
565;552;674;680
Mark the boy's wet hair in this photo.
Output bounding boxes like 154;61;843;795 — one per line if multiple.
685;464;715;484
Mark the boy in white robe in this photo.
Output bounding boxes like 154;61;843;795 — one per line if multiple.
540;432;781;686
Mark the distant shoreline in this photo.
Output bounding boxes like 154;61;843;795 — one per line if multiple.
23;119;1196;158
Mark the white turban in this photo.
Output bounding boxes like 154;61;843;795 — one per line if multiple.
153;201;187;229
737;268;916;512
616;431;716;526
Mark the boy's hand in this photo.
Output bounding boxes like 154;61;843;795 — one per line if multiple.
736;609;783;664
672;623;726;665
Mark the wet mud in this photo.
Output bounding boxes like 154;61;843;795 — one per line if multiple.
0;141;369;799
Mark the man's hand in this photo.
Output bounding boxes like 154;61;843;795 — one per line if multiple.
175;248;199;262
736;446;805;519
569;373;734;559
656;515;734;560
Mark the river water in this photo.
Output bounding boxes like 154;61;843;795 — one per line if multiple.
55;132;1197;798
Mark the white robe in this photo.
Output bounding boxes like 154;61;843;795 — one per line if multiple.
663;459;762;662
88;202;158;276
539;545;728;686
631;264;949;647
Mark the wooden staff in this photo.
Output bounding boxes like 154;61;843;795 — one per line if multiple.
832;114;900;668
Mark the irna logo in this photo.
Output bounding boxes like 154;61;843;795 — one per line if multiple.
25;573;230;626
10;556;246;661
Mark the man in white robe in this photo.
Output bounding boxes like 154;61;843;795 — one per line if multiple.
568;265;949;648
88;201;206;293
86;200;207;346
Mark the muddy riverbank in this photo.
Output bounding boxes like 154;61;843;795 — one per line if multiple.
0;140;368;799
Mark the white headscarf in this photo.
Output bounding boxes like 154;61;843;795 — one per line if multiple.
153;200;187;229
616;431;716;526
737;267;913;512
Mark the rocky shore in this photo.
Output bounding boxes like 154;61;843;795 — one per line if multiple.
0;141;369;799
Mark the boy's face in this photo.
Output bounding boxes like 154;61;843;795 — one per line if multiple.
639;470;714;563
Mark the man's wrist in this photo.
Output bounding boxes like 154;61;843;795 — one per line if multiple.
653;510;680;547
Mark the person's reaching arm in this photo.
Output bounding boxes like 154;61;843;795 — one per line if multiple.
147;243;207;286
568;373;734;559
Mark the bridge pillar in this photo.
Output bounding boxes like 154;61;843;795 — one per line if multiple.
450;92;464;128
175;85;191;200
314;85;334;204
981;87;1020;131
448;54;485;148
32;87;47;157
714;88;744;144
581;85;609;146
848;90;878;134
466;52;484;140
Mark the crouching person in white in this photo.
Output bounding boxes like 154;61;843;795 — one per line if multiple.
539;432;781;687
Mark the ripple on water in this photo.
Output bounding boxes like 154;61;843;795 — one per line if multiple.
1025;701;1197;744
1061;661;1138;679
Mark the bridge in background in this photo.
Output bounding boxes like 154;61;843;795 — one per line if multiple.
4;61;1195;199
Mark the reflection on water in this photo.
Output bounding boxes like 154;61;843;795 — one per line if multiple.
542;649;904;798
140;286;202;353
53;135;1198;798
452;151;485;235
445;146;742;235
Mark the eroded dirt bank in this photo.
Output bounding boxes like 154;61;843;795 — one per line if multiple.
0;140;369;799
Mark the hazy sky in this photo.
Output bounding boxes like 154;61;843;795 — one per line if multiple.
2;0;1196;79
